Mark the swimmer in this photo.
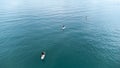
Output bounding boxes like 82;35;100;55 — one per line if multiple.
85;16;87;20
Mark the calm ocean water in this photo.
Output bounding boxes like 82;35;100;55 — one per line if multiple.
0;0;120;68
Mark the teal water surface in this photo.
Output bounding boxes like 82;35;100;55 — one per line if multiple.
0;0;120;68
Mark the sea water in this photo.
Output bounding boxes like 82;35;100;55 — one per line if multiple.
0;0;120;68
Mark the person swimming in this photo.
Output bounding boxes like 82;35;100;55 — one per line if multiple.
85;16;87;20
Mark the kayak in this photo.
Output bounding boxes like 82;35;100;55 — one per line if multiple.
41;52;46;60
41;54;45;60
62;27;66;30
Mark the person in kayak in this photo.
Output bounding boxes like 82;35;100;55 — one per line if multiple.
41;51;46;60
41;52;45;55
62;25;66;30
